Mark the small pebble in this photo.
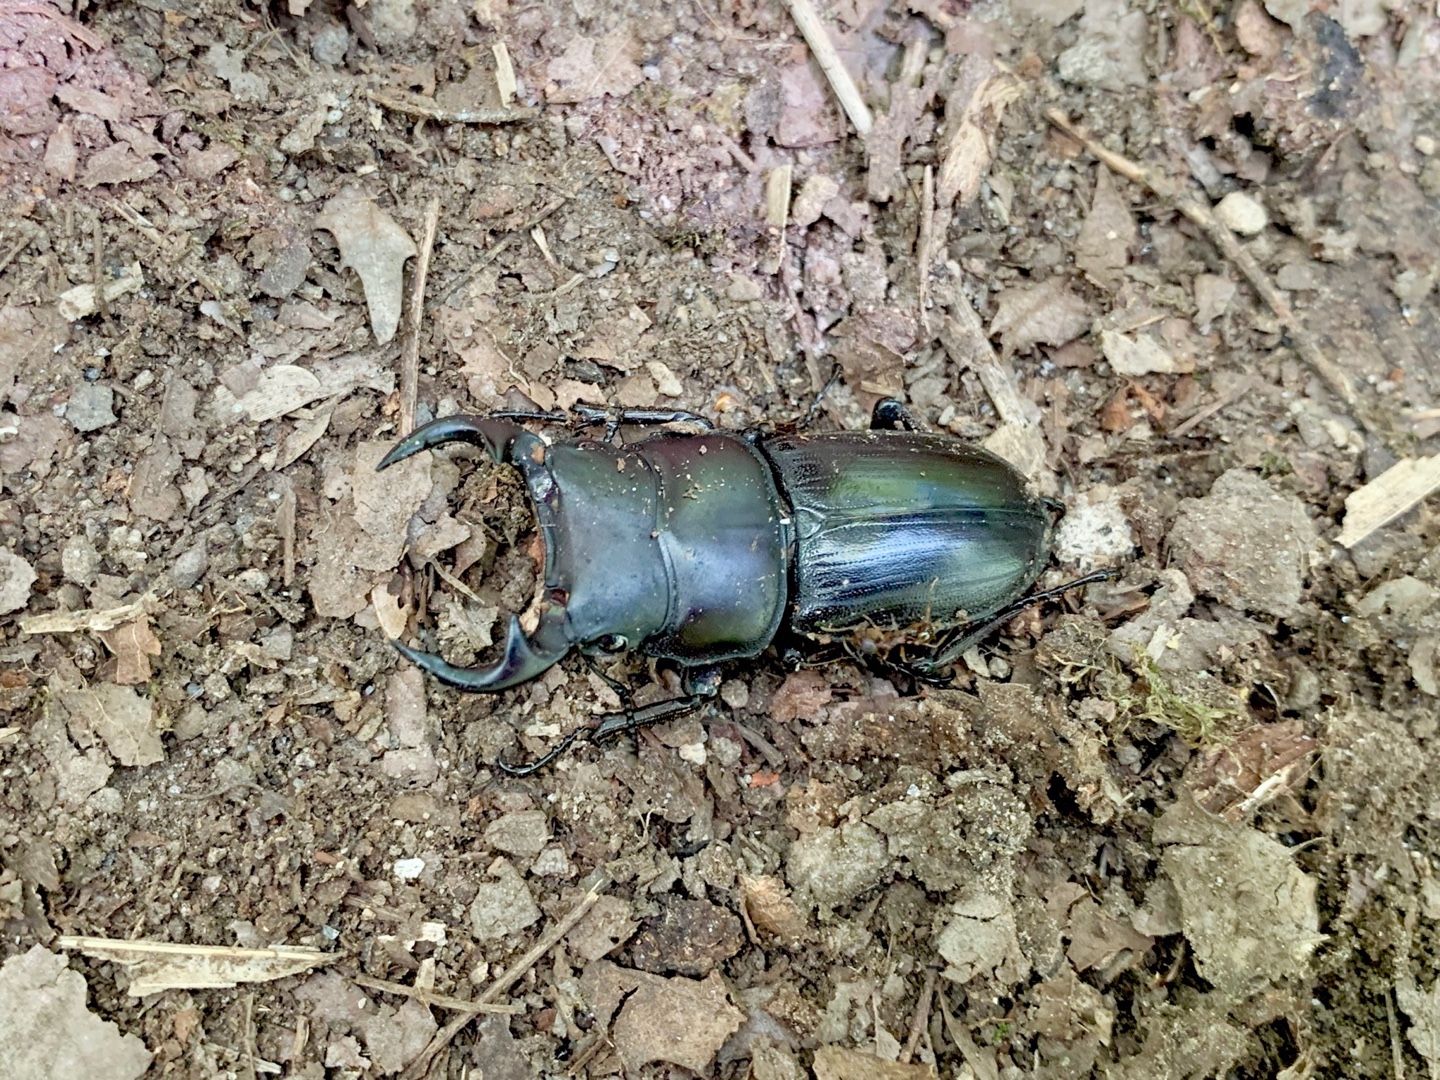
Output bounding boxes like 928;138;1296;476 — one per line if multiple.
67;383;117;432
1214;191;1268;236
1415;134;1436;157
393;858;425;881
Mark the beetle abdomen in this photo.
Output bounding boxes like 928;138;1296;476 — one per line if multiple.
761;432;1050;634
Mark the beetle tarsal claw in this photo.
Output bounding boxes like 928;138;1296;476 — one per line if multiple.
389;613;567;692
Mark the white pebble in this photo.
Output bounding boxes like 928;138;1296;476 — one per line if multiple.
1214;191;1268;236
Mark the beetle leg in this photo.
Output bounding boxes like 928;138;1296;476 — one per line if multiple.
870;397;920;432
911;569;1118;675
798;362;844;430
494;669;720;776
568;405;716;443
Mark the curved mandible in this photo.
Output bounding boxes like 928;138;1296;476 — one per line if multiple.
376;414;572;692
389;607;571;692
375;415;540;471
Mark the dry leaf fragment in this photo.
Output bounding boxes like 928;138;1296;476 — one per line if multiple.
1397;977;1440;1072
0;549;37;614
235;364;323;422
72;683;163;767
988;278;1091;358
0;946;152;1079
21;597;149;635
813;1047;939;1079
371;575;411;640
57;936;332;997
937;60;1022;207
1074;167;1136;289
546;30;644;103
1155;797;1324;994
98;616;162;685
57;262;144;320
1100;329;1188;375
611;970;744;1073
315;188;418;345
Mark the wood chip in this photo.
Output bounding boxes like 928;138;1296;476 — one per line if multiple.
20;597;149;635
782;0;873;135
1336;456;1440;548
57;937;333;997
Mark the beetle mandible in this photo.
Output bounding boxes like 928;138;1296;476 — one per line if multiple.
376;398;1108;774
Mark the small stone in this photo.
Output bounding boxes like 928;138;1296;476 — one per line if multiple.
61;535;100;586
170;544;208;589
791;174;839;227
719;679;749;709
1415;134;1437;157
311;22;350;65
393;858;425;880
67;383;117;432
469;858;541;941
645;360;684;398
484;810;550;858
1214;191;1268;236
0;550;37;615
725;275;763;302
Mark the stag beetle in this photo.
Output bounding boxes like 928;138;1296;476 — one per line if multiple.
376;399;1108;774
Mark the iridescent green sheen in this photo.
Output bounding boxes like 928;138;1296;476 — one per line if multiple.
761;431;1050;634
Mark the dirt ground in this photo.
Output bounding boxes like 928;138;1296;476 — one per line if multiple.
2;0;1440;1076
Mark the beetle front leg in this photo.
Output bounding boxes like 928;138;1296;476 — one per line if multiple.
495;668;721;776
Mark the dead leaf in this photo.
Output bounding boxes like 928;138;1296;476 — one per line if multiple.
58;936;332;997
71;684;163;767
0;549;37;614
989;278;1091;358
546;31;645;104
1100;329;1189;375
1397;977;1440;1074
610;970;744;1073
1074;167;1136;289
1156;797;1324;994
315;188;417;345
0;946;151;1079
235;364;322;422
813;1047;938;1079
98;616;162;685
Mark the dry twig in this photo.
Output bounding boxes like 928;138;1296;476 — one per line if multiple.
400;197;440;438
901;968;937;1065
350;974;524;1015
1044;109;1374;437
399;874;610;1079
782;0;873;135
366;90;538;125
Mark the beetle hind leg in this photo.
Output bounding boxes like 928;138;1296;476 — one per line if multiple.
909;569;1117;676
